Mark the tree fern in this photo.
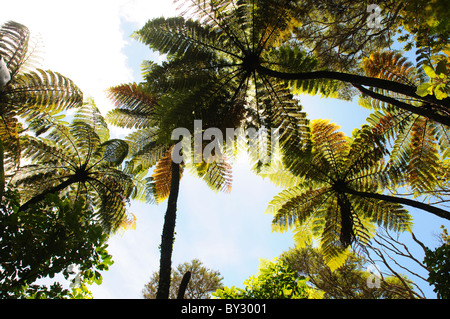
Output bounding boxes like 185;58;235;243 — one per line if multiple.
12;103;134;233
106;83;157;129
133;1;312;156
266;120;423;268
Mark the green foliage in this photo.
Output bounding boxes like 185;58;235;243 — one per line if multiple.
424;226;450;299
416;47;450;100
0;188;113;298
293;0;397;71
132;0;312;157
143;259;224;299
393;0;450;52
281;246;416;299
213;258;310;299
0;21;83;169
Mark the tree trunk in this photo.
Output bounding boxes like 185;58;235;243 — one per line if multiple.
177;271;192;299
0;140;4;204
343;187;450;221
156;160;181;299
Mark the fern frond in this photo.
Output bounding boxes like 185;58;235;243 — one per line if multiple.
134;16;236;60
434;122;450;159
269;186;332;232
0;113;21;168
407;117;440;192
350;194;412;233
319;206;351;271
256;156;302;189
95;139;129;167
291;214;324;248
19;135;76;169
0;21;30;77
74;101;110;143
106;83;157;129
147;147;182;203
310;120;349;177
125;127;170;172
14;103;135;233
4;69;83;118
190;158;233;193
362;51;423;86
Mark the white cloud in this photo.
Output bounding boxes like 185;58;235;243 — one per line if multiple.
0;0;178;122
119;0;179;27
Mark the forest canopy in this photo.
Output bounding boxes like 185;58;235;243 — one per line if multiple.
0;0;449;299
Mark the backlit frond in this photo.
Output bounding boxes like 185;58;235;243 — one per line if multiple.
361;51;448;195
13;104;134;233
5;69;82;118
0;21;30;77
147;148;181;204
106;83;157;129
190;158;233;193
362;51;423;86
266;120;418;268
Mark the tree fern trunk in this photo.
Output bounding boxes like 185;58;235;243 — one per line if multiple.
156;160;181;299
343;188;450;221
0;140;4;204
177;271;192;299
258;66;450;126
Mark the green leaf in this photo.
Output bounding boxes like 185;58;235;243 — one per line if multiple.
434;85;448;100
416;82;433;96
435;60;448;76
423;64;436;78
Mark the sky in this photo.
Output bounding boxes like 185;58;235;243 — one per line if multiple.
1;1;448;299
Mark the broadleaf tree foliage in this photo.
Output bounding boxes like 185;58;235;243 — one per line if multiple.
142;259;224;299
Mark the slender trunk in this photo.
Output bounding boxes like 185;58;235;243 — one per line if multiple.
156;160;181;299
343;187;450;221
0;140;4;204
18;175;78;212
257;66;450;126
177;271;192;299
